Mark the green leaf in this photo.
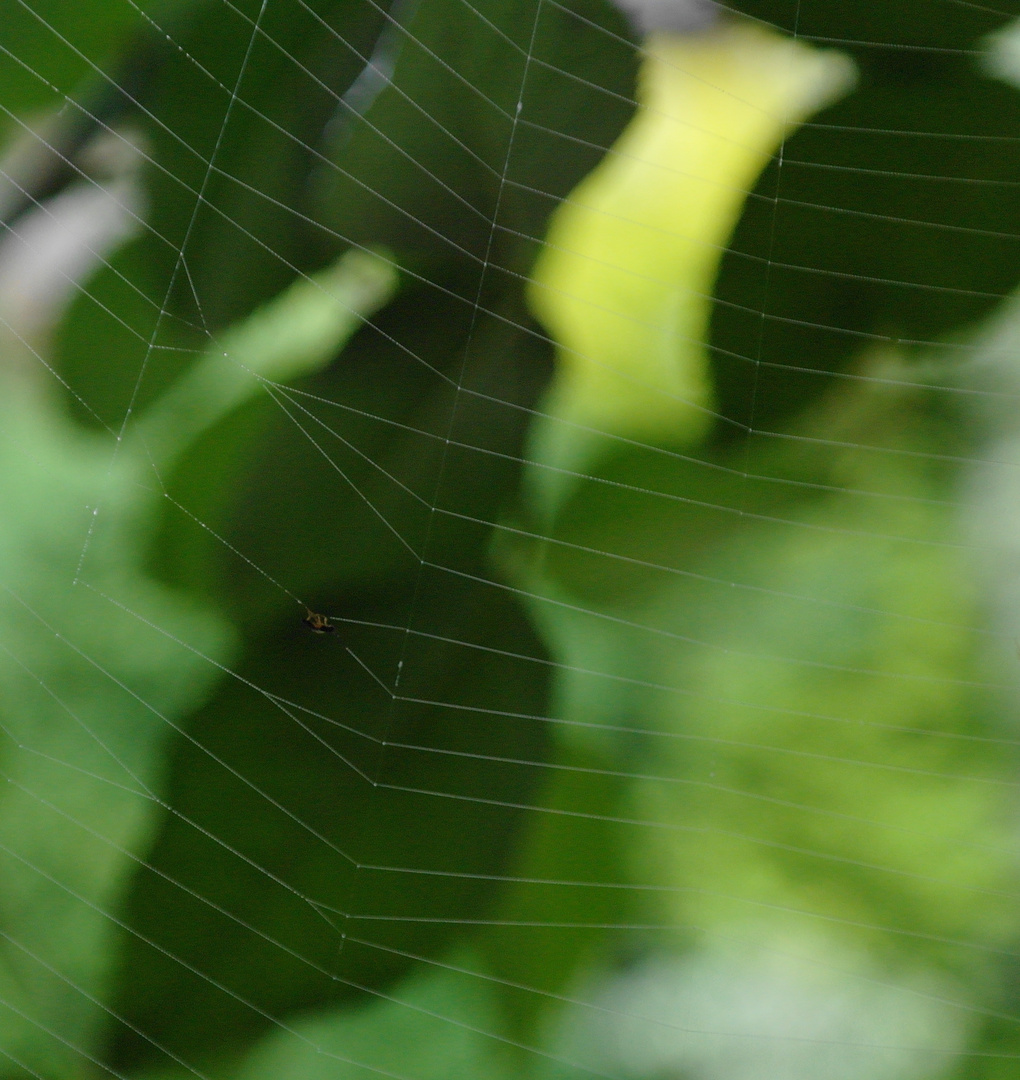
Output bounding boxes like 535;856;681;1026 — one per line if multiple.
0;348;230;1079
107;571;552;1070
523;375;1019;1046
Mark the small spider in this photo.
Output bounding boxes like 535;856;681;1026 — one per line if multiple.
303;607;335;634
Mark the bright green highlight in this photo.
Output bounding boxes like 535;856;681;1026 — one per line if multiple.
527;25;854;495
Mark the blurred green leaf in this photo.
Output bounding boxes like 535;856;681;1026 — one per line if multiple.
0;363;230;1078
108;572;552;1069
519;368;1020;1069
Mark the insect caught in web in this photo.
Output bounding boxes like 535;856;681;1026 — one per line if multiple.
303;607;336;635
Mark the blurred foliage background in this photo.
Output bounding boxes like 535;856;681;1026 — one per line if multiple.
4;0;1020;1077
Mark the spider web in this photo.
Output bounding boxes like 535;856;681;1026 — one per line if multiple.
2;1;1020;1079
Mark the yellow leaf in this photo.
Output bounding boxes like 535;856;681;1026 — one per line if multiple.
527;25;855;491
